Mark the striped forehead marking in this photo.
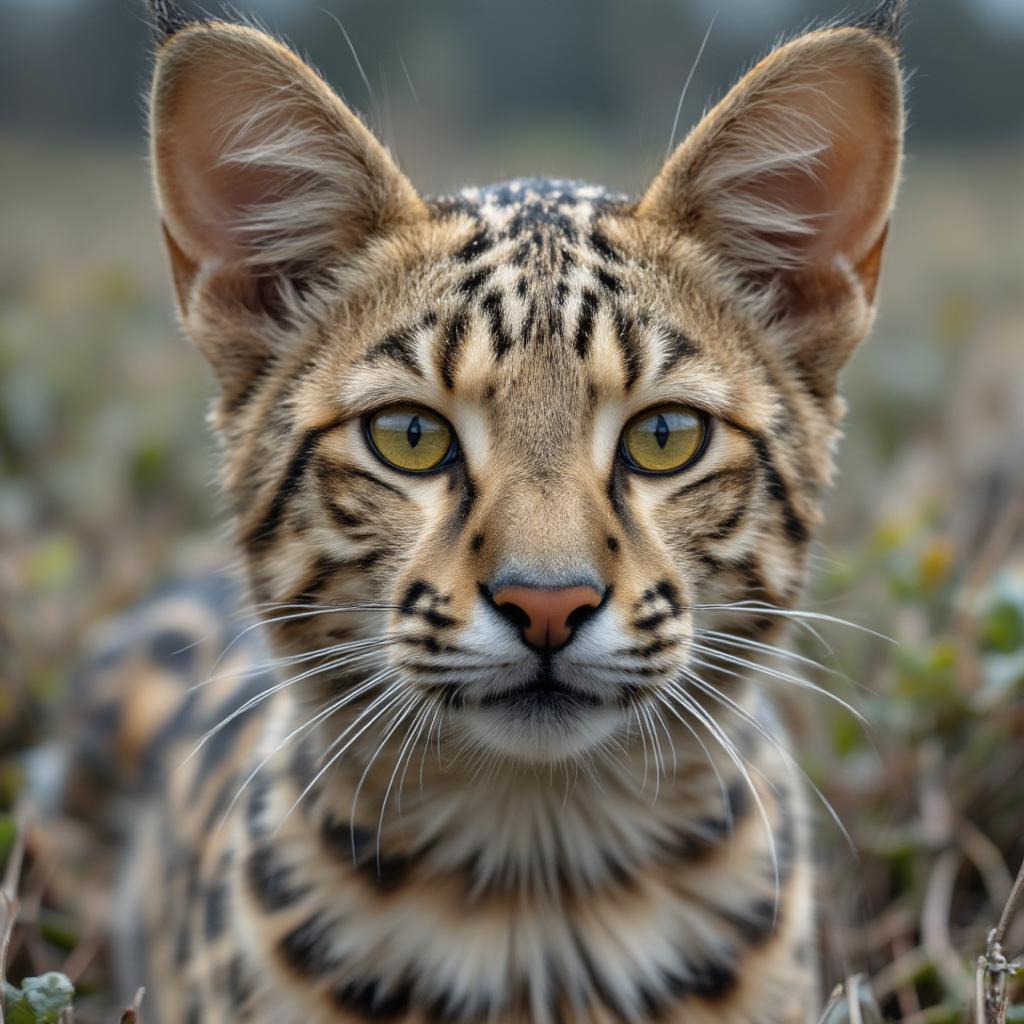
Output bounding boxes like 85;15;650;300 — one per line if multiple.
358;178;701;398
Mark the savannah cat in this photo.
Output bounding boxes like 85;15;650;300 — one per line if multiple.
73;0;907;1020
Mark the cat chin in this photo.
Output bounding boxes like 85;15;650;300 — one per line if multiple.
456;701;624;765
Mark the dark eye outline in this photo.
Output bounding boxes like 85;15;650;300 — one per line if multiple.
618;404;712;476
362;403;460;476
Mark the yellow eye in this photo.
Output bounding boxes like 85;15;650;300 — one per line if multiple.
621;404;707;474
366;405;455;473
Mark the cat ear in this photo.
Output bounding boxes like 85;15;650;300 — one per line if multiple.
149;19;425;402
638;8;905;390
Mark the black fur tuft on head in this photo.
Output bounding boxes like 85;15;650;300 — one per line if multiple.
147;0;201;40
843;0;908;50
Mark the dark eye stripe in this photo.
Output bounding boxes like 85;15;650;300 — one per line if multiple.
246;417;349;549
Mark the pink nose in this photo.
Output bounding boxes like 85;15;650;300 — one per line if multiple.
492;585;604;650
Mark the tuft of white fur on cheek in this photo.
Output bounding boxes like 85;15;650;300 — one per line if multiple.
453;602;532;678
555;604;649;689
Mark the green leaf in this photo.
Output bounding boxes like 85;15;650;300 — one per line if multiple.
0;814;15;865
5;972;75;1024
3;982;24;1012
980;569;1024;653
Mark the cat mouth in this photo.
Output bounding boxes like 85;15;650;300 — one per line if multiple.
480;669;602;710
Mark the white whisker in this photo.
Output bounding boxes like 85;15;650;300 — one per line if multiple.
695;601;894;643
181;641;394;767
696;628;839;677
197;602;396;689
683;669;855;856
662;682;779;908
215;666;394;836
276;683;407;832
689;644;867;724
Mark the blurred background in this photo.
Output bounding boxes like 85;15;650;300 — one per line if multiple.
0;0;1022;1020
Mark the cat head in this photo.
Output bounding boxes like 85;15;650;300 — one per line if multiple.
148;2;905;764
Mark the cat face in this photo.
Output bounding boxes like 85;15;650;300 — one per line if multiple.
149;17;903;764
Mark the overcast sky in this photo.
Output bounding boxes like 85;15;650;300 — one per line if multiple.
18;0;1024;32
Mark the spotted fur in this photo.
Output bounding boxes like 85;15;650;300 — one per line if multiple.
74;2;906;1021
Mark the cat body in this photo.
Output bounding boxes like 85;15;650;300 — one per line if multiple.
73;2;907;1020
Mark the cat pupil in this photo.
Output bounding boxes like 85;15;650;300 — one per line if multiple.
407;416;422;448
654;415;670;449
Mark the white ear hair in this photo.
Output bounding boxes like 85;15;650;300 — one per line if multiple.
149;21;424;397
638;25;904;384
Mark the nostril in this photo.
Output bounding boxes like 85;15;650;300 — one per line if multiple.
494;597;531;631
486;583;607;651
565;600;600;632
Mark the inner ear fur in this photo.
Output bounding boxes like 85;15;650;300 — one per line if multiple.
638;26;904;385
149;21;425;397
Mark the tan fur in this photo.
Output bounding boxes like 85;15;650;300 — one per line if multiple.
77;5;907;1022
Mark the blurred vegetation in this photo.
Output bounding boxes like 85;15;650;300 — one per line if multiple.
1;0;1023;1020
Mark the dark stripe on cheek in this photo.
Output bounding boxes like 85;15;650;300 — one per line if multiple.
400;580;431;613
246;418;347;549
606;459;635;535
246;772;271;840
283;555;351;606
335;466;407;499
747;433;809;542
669;465;756;503
446;461;477;542
706;505;746;539
719;896;780;948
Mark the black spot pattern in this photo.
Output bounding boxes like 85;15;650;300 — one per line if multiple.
278;912;343;976
247;845;310;911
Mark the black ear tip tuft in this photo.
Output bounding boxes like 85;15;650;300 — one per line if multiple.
847;0;908;49
148;0;200;41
